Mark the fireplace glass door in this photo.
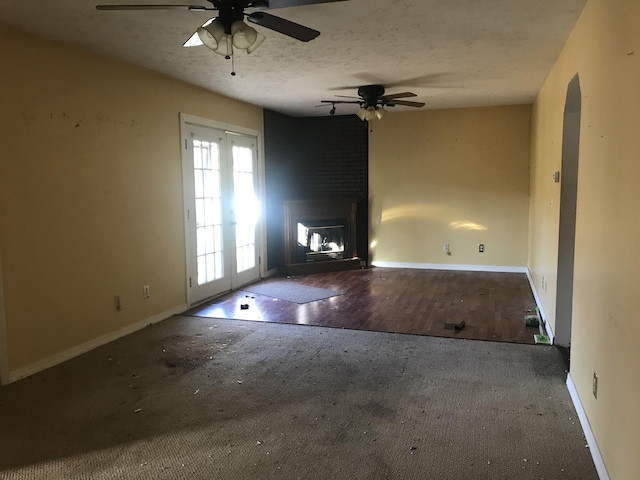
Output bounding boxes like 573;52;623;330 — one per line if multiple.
297;221;346;262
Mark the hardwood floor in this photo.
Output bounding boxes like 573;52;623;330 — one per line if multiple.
187;267;540;345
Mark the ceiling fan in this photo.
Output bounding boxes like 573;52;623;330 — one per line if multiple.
96;0;346;70
319;85;426;121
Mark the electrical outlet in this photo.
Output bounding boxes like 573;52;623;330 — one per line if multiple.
478;244;484;253
143;285;150;299
593;373;598;399
443;243;450;253
114;295;121;311
541;276;547;292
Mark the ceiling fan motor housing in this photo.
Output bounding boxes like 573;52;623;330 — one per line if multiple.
358;85;385;108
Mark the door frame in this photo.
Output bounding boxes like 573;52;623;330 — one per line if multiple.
0;248;9;385
554;74;581;348
179;113;266;307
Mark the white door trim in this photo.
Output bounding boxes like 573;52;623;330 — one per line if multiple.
181;113;260;139
0;248;10;386
179;113;264;307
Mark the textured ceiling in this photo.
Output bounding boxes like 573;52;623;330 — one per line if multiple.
0;0;586;117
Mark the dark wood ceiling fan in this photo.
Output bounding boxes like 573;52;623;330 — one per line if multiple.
96;0;347;43
318;85;426;119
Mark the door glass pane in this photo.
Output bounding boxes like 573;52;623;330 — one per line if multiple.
232;144;257;274
194;138;224;285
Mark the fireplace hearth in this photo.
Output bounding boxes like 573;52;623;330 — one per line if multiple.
283;198;360;275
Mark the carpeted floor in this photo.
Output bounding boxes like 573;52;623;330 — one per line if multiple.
0;315;598;479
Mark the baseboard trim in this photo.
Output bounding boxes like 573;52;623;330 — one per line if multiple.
566;373;610;480
371;261;527;274
7;304;188;384
525;268;554;343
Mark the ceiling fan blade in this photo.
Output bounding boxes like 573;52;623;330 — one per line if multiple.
182;17;215;47
381;92;417;100
384;73;456;88
183;31;202;47
319;100;361;104
334;95;360;99
247;12;319;42
258;0;347;9
96;4;211;11
385;99;426;108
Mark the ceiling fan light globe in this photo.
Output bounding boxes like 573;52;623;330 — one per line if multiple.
198;19;228;55
355;107;367;121
197;27;218;50
221;34;234;56
231;20;259;50
364;106;378;121
375;107;385;120
247;32;266;54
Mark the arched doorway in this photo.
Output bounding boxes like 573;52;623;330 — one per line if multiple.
554;74;581;355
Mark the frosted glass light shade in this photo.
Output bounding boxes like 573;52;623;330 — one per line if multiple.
247;32;266;53
231;20;266;53
231;20;256;49
198;20;231;56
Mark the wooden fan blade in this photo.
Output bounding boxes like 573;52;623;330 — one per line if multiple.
319;100;361;104
381;92;417;100
259;0;347;9
247;12;319;42
385;99;426;108
96;4;210;11
334;95;360;99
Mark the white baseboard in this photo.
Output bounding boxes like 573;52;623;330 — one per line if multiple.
566;373;610;480
7;304;188;384
525;268;555;343
371;261;527;274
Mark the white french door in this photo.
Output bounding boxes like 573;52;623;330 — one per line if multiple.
182;119;260;305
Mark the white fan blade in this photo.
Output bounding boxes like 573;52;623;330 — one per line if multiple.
182;17;214;47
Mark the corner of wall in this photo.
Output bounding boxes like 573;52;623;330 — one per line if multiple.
525;268;555;343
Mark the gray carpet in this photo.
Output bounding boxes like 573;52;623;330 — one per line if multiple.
242;279;343;303
0;316;598;479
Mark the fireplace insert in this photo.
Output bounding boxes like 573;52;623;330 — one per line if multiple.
282;198;360;274
297;220;346;263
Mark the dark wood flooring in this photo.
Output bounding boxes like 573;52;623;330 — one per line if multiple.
187;267;540;345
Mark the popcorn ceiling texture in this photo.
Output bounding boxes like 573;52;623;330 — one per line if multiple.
0;0;586;116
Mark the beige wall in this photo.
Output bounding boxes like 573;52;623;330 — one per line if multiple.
0;26;263;373
529;0;640;478
369;105;531;268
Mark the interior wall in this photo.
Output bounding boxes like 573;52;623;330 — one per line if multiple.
0;248;8;384
529;0;640;477
0;25;263;374
369;105;531;268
